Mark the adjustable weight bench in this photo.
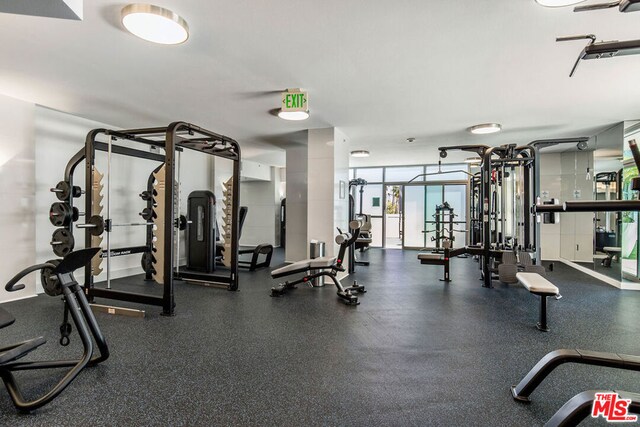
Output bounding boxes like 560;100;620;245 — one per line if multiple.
516;272;560;332
270;220;367;305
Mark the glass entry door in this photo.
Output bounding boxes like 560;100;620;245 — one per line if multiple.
402;184;468;250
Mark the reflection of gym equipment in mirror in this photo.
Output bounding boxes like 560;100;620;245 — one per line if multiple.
348;178;372;274
594;171;623;268
422;202;467;253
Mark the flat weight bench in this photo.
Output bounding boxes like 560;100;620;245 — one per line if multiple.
516;272;560;332
602;246;622;268
417;253;451;282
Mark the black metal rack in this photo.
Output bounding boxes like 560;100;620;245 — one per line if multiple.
69;122;242;316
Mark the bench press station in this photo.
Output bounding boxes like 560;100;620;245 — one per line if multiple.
270;220;367;305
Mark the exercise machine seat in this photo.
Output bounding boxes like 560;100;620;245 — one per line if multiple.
417;253;444;261
517;272;559;295
271;256;337;277
603;246;622;254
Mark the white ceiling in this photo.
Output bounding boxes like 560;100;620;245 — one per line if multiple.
1;0;639;167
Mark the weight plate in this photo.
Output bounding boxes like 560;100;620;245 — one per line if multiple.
87;215;105;236
141;252;155;275
49;202;73;227
41;259;62;297
54;181;71;201
140;207;153;221
51;228;75;257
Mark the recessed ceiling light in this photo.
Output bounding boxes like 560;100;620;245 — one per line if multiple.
468;123;502;135
464;157;482;164
277;110;310;121
121;4;189;45
350;150;370;158
535;0;587;7
406;138;416;143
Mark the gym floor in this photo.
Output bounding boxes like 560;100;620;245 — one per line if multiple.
1;249;639;426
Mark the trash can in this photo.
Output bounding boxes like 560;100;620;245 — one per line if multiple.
309;240;326;287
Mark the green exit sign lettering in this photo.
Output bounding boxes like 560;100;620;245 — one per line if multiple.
281;90;308;112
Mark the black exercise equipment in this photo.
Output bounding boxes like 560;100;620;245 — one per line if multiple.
546;390;640;427
557;34;640;77
186;190;217;273
511;349;640;402
239;243;273;271
50;180;82;201
0;248;109;412
270;220;366;305
574;0;640;13
512;147;640;423
279;198;286;248
417;249;453;282
348;178;371;274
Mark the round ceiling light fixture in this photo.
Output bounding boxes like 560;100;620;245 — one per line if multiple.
121;4;189;45
534;0;587;7
468;123;502;135
350;150;370;158
406;137;416;144
277;110;310;121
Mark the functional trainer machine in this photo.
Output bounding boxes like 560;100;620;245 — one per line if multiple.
438;138;591;288
0;248;109;412
270;220;367;305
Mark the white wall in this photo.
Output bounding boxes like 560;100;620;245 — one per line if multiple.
0;95;35;302
307;128;336;257
240;171;278;246
539;151;594;262
539;153;561;260
285;142;308;262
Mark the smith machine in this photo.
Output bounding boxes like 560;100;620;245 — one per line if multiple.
47;122;241;316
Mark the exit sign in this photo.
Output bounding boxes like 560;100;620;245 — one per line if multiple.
281;89;308;112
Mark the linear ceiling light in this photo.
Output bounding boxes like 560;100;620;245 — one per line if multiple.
468;123;502;135
464;157;482;164
121;4;189;45
535;0;587;7
350;150;370;158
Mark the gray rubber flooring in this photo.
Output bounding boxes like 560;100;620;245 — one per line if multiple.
1;249;639;426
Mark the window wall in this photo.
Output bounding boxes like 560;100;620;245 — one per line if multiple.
351;164;469;249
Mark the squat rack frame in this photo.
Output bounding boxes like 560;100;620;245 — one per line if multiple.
82;122;241;316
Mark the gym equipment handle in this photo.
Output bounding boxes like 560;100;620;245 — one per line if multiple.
5;263;57;292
